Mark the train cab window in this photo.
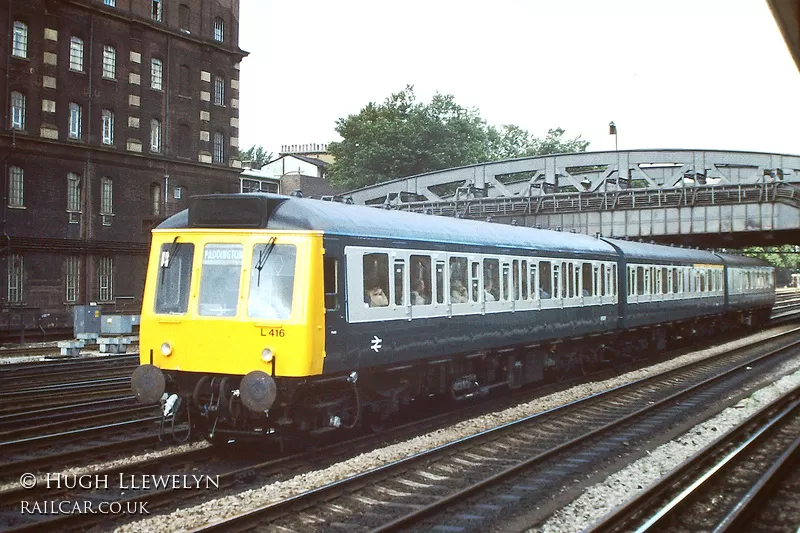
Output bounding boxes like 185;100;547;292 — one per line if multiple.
582;263;593;297
394;260;406;306
363;253;389;307
483;259;499;302
248;243;297;320
410;255;431;305
198;244;242;317
154;241;194;314
435;261;445;304
450;257;469;303
324;257;339;311
539;261;551;299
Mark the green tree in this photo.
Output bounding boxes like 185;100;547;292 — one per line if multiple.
240;145;272;170
743;245;800;269
328;86;589;191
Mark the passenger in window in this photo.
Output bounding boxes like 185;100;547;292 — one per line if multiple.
411;278;429;305
451;279;468;303
539;288;551;299
366;285;388;307
484;279;497;302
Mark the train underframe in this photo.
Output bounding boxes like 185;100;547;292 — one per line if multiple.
156;307;771;445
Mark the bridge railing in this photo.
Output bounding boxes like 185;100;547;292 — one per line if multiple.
394;182;800;220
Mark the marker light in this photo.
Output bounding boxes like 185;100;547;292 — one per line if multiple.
160;342;173;356
261;348;274;363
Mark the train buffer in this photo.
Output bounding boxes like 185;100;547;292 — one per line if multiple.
97;335;137;354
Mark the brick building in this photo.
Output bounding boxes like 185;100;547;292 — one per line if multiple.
0;0;246;336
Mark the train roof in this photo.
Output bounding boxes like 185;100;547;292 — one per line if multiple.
602;237;723;264
713;252;773;268
161;194;618;257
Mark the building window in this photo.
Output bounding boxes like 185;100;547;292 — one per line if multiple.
151;183;162;216
98;257;114;302
152;1;162;22
151;119;162;153
151;58;163;90
9;166;24;207
104;0;116;6
174;186;182;199
12;21;28;58
69;103;82;139
213;17;224;42
67;172;82;222
10;92;25;131
65;256;80;303
213;132;225;163
178;123;191;154
70;37;84;71
179;4;190;31
178;65;191;96
102;45;116;79
101;109;114;145
101;177;113;225
8;254;23;304
214;76;225;106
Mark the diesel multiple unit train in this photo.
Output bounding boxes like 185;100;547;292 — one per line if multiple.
131;193;775;442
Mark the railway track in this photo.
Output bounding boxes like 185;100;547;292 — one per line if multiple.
178;327;800;533
586;389;800;532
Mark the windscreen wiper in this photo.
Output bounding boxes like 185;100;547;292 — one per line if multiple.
160;237;180;283
255;237;276;286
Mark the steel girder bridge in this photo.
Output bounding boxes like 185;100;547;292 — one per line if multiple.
338;149;800;248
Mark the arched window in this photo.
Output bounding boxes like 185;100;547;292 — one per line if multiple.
151;183;162;216
69;103;82;139
213;75;225;105
213;17;224;42
12;21;28;58
151;58;163;90
213;131;225;163
179;65;191;96
101;109;114;145
151;119;162;152
8;254;23;304
70;37;84;71
8;166;23;207
67;172;82;214
10;92;25;130
102;45;116;79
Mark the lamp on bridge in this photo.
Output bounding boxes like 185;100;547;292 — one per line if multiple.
609;121;618;151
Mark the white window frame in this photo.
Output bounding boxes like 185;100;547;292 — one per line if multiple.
102;45;116;79
151;58;163;90
9;166;23;207
70;37;84;71
101;109;114;145
10;91;25;130
12;21;28;58
101;177;113;215
69;103;82;139
98;257;114;302
174;186;182;199
104;0;116;6
152;0;162;22
65;256;80;303
8;254;23;304
150;119;162;153
213;131;225;163
213;17;224;42
67;172;82;222
214;76;225;106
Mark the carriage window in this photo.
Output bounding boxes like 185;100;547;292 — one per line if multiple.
248;243;296;320
410;255;431;306
154;242;194;314
198;244;242;317
394;260;405;306
483;259;499;302
582;263;593;297
539;261;551;299
324;257;338;311
612;264;618;296
636;266;645;295
520;260;528;300
529;262;538;300
554;262;562;299
501;262;511;301
471;261;480;302
672;268;679;294
435;261;445;304
450;257;468;303
600;264;606;296
512;260;520;301
363;253;389;307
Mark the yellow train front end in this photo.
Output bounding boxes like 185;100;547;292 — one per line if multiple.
132;228;326;441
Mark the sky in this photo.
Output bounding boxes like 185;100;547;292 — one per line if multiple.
237;0;800;158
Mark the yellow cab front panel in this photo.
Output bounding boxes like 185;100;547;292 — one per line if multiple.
140;229;325;378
